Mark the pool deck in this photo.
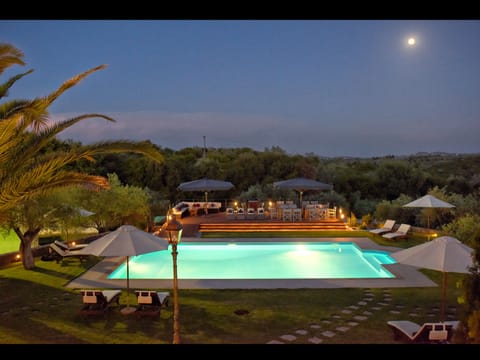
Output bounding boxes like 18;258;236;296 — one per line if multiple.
65;236;437;290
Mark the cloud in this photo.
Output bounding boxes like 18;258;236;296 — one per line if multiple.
53;110;480;158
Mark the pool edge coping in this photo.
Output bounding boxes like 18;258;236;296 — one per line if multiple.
65;237;438;290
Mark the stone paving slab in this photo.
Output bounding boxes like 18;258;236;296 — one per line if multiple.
267;340;284;344
321;331;336;338
336;326;350;332
308;337;323;344
280;334;297;341
295;330;308;335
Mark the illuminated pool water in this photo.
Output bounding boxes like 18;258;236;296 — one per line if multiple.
108;242;396;280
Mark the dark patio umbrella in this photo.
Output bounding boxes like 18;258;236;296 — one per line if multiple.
78;225;169;314
177;178;234;203
273;177;333;206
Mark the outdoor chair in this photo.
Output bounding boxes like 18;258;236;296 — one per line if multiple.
246;208;256;220
382;224;411;240
257;207;265;219
236;208;245;220
134;290;170;318
79;289;121;316
48;243;90;263
387;320;459;343
369;219;396;235
226;207;235;220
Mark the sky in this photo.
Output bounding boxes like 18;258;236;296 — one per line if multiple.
1;20;480;158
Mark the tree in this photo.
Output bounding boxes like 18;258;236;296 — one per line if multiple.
0;43;164;269
455;229;480;343
7;195;61;268
77;173;151;233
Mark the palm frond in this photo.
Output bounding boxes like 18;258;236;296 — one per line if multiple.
14;114;116;163
76;140;164;164
0;170;109;212
46;64;107;104
0;99;30;119
4;65;107;133
0;69;34;100
0;43;26;76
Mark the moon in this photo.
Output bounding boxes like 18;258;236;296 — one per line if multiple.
407;37;416;46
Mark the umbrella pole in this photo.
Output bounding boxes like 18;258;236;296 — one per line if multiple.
121;256;135;315
127;256;130;308
204;192;208;215
427;213;431;240
442;271;447;322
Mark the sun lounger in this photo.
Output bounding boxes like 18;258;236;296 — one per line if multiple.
387;320;459;343
54;240;88;251
48;243;90;263
369;219;396;235
79;289;121;316
382;224;411;240
134;290;170;318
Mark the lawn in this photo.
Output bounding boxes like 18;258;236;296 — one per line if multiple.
0;228;20;254
0;240;467;345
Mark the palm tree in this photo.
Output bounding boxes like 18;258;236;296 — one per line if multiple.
0;43;164;269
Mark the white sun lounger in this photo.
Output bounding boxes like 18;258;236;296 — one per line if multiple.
369;219;396;235
387;320;459;343
382;224;411;240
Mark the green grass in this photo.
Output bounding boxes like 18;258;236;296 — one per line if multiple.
0;245;467;344
0;230;98;255
0;228;20;254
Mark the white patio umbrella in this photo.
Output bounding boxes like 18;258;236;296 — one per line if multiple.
77;207;95;217
403;194;455;230
391;236;473;322
78;225;169;314
273;177;333;206
177;178;234;203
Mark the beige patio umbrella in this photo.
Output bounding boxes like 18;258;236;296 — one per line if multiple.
403;194;455;238
403;194;455;228
78;225;169;314
391;236;473;322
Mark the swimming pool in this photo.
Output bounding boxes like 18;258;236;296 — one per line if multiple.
108;242;397;280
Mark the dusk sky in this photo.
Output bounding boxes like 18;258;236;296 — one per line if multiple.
1;20;480;157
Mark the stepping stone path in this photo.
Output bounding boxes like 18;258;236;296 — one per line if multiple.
267;288;458;344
